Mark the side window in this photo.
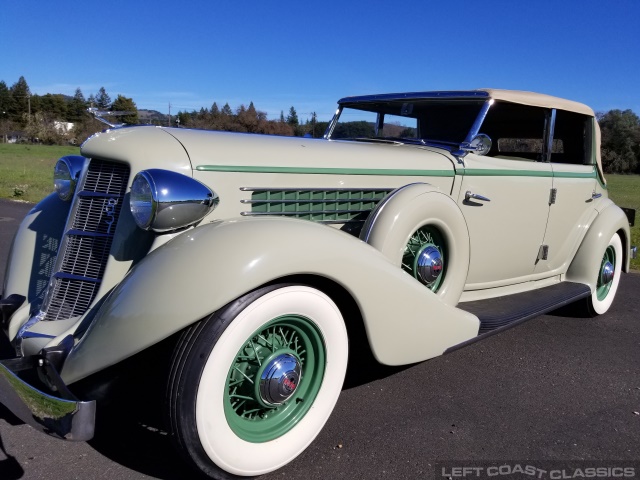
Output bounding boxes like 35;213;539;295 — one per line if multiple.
481;102;547;161
381;114;417;138
552;110;591;165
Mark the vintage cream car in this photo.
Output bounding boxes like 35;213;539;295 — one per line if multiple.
0;89;636;479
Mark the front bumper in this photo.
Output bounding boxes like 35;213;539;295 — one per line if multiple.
0;356;95;441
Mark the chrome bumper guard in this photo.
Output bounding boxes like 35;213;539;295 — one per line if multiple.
0;356;95;441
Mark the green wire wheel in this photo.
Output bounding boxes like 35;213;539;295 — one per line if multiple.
402;225;446;292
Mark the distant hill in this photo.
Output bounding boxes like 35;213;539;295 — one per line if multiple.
138;109;167;123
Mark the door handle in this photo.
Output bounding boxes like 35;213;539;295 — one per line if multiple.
465;191;491;202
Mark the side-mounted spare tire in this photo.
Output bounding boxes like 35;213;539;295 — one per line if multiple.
360;183;470;307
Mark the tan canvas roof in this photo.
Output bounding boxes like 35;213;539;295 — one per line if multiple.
479;89;594;116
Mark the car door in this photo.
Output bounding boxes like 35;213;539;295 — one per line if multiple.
534;111;598;276
458;154;552;288
457;101;553;289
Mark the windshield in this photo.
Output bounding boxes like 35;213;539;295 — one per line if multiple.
328;99;485;145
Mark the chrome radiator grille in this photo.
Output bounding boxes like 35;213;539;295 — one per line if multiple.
42;159;130;321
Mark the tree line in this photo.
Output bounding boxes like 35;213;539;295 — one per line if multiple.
0;76;140;145
176;104;328;138
2;75;639;175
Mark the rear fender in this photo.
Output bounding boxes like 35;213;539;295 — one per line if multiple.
566;204;631;289
60;217;479;384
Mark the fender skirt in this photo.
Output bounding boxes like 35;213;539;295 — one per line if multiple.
60;217;479;383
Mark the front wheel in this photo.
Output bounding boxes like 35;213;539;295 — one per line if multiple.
167;285;348;479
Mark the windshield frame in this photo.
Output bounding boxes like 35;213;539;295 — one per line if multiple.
324;94;492;151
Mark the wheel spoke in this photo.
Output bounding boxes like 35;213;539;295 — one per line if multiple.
233;366;254;384
249;340;261;366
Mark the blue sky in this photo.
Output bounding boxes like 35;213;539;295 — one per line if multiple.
1;0;639;122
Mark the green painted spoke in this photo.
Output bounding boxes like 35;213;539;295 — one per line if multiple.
233;366;255;384
230;394;255;400
249;340;261;366
257;334;274;348
241;408;262;416
279;327;290;348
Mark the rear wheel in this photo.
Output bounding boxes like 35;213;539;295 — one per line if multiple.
571;232;623;317
167;285;348;479
589;233;623;315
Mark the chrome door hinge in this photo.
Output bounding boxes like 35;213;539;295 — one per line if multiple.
538;245;549;261
549;188;557;205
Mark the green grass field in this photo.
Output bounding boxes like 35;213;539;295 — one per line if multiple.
605;174;640;270
0;144;638;269
0;144;80;203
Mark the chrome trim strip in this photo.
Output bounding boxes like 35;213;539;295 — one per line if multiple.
324;106;342;139
544;109;557;163
65;229;111;238
76;191;122;198
241;209;372;216
464;100;493;143
240;199;384;204
240;187;390;192
338;90;490;105
53;272;101;283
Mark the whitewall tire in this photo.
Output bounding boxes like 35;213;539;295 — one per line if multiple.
167;285;348;479
589;233;623;315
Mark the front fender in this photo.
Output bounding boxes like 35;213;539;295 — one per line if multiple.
3;194;70;338
61;217;479;384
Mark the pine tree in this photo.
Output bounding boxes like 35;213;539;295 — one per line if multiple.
0;81;11;117
9;76;31;121
111;95;138;125
221;103;233;116
68;88;87;122
95;87;111;110
286;106;299;127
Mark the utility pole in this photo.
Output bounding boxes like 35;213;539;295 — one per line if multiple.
168;102;171;127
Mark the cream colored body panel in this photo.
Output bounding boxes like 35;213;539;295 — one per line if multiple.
566;204;631;288
81;126;194;175
60;217;479;384
3;195;69;339
534;164;597;276
457;155;552;288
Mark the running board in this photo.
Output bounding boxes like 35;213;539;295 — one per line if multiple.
459;281;591;335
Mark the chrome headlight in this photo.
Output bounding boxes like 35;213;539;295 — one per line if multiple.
130;169;218;232
54;156;86;201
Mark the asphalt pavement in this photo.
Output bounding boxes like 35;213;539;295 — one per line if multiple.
0;198;639;480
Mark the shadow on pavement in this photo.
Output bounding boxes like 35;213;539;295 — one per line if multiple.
0;428;24;480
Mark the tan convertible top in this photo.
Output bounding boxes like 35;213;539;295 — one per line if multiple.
481;90;604;183
338;89;605;184
480;89;594;116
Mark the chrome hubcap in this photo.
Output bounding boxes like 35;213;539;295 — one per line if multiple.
259;353;301;406
415;245;444;287
600;261;614;285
